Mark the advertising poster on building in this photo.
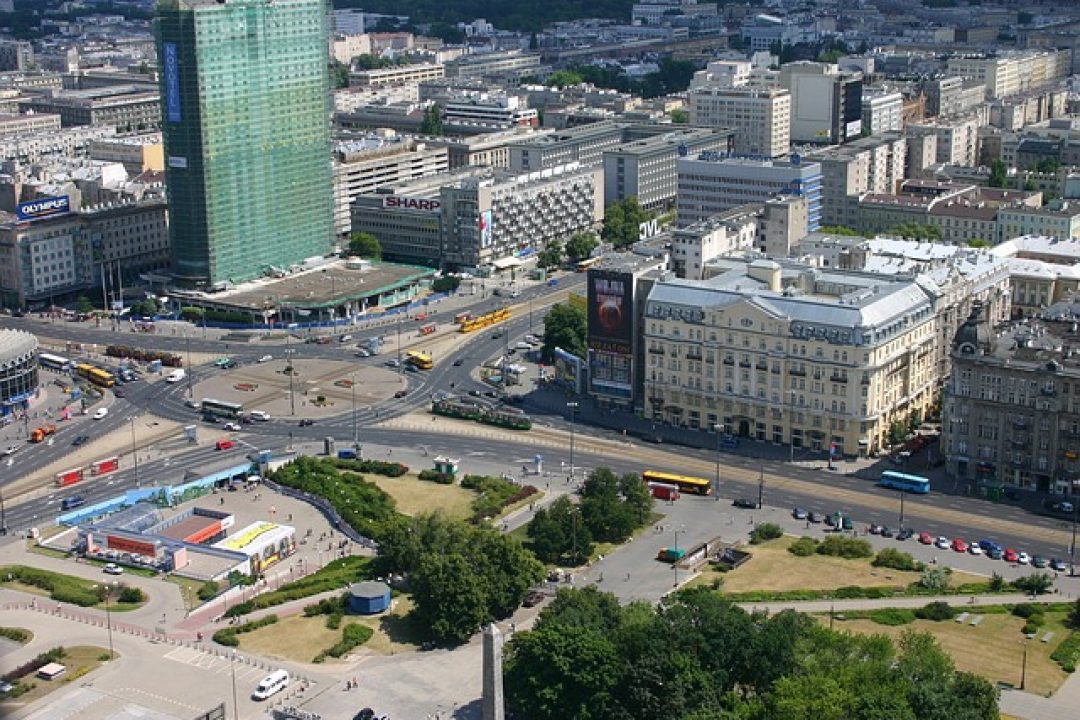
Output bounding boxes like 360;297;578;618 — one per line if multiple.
163;42;181;123
587;270;633;354
480;209;494;248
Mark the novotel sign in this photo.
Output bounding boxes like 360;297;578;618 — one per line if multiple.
17;196;71;222
383;196;441;212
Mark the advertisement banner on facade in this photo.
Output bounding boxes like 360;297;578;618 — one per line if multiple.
480;209;494;248
587;270;633;354
16;196;70;222
163;42;181;123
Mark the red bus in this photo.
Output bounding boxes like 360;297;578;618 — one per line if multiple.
419;322;436;336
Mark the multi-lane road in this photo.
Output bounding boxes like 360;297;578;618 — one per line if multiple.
2;277;1079;569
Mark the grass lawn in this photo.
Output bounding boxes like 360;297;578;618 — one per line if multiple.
690;536;985;594
831;611;1071;697
0;627;33;644
0;565;148;612
82;558;158;578
0;645;111;708
239;596;422;663
367;473;475;520
165;575;206;611
26;544;70;560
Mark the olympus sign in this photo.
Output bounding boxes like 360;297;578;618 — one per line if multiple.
16;196;71;222
383;196;441;212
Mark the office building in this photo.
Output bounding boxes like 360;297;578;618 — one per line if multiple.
602;128;733;211
669;205;762;280
676;154;821;230
0;41;33;72
89;134;165;175
441;92;538;129
924;76;987;118
19;86;162;132
997;203;1080;242
332;135;449;237
156;0;334;287
907;115;982;167
688;86;791;158
330;33;372;65
779;62;863;145
760;195;809;258
508;121;626;172
942;303;1080;497
444;51;541;80
946;50;1072;100
0;113;62;138
350;63;445;88
0;125;116;166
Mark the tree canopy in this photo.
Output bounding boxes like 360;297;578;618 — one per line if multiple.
564;232;598;264
602;197;653;249
420;104;444;135
536;240;563;270
505;587;999;720
542;302;587;361
332;0;638;33
348;231;382;259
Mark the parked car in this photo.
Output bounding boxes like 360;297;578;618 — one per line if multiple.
299;418;315;427
950;538;968;553
1004;548;1020;563
792;507;808;520
1032;555;1049;569
223;422;242;431
1050;558;1068;572
934;536;951;550
103;563;123;575
918;531;933;545
978;539;1002;555
896;528;914;541
1017;551;1031;565
807;512;824;524
522;591;546;608
987;547;1004;560
880;526;894;538
840;517;853;531
733;498;757;509
869;524;883;535
968;544;983;555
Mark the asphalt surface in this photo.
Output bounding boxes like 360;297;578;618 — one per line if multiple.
3;276;1080;569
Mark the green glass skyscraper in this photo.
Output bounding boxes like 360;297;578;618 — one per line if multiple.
156;0;333;287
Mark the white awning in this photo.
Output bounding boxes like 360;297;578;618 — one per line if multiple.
491;256;523;269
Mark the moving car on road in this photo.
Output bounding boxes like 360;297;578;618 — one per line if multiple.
92;407;108;420
732;498;757;509
103;563;123;575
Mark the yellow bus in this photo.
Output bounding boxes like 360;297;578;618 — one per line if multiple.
576;257;602;272
75;363;116;388
405;350;433;370
642;470;712;496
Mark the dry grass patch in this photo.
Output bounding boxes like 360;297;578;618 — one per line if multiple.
0;645;110;708
366;473;475;520
238;597;421;663
693;536;984;593
832;613;1070;697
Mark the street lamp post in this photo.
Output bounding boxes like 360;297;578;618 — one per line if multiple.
129;417;139;487
230;649;239;720
1070;480;1079;577
396;311;403;376
898;490;906;531
1020;640;1029;691
758;466;764;510
713;423;724;500
351;375;358;451
93;583;115;660
0;488;7;536
285;333;296;416
789;390;796;463
185;335;194;398
567;402;579;482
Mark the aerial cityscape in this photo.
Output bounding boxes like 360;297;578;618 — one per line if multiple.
2;0;1080;718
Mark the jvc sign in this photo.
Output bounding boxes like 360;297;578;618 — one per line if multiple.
16;196;70;221
383;196;441;212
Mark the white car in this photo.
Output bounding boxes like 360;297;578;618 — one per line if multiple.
92;407;108;420
1017;552;1031;565
934;536;950;549
968;544;983;556
223;422;242;431
102;563;123;575
3;445;16;456
257;354;273;363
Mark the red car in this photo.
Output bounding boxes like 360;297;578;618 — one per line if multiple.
215;439;236;451
918;531;933;545
951;538;968;553
1004;548;1019;563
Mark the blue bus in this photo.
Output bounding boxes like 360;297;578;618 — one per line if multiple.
879;470;931;494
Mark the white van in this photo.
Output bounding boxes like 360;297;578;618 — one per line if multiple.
248;410;270;422
252;669;289;700
165;369;186;383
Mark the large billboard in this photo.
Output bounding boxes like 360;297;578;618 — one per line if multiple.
17;196;70;222
587;269;633;354
163;41;181;123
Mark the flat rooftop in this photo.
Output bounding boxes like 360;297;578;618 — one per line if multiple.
191;260;436;311
158;514;221;542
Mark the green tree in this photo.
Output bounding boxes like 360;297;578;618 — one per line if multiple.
669;108;689;124
1013;572;1054;596
427;22;465;44
1068;597;1080;629
602;197;653;249
579;468;637;542
547;69;584;88
419;104;444;135
527;496;592;565
536;240;563;270
618;472;653;525
918;567;952;592
76;295;95;314
411;552;489;644
542;302;586;361
431;275;461;293
1023;179;1038;192
329;60;350;89
348;231;382;259
818;225;863;236
563;232;598;263
987;159;1008;188
966;239;990;248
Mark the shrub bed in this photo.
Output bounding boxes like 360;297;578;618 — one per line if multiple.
1;565;115;607
329;458;409;477
224;557;369;618
868;608;917;626
787;537;819;556
815;536;873;559
418;469;455;485
0;627;31;643
1051;632;1080;673
461;474;538;522
914;601;957;622
322;623;373;660
748;523;784;545
872;548;923;572
212;615;278;647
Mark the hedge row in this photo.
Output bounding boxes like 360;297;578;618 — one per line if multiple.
3;565;106;607
329;457;409;477
212;614;278;647
1051;633;1080;673
418;469;455;485
315;623;373;662
0;627;31;643
223;557;369;618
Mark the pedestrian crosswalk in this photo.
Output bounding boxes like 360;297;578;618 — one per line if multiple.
163;645;267;682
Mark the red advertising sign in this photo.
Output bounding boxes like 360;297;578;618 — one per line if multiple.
92;456;119;476
55;468;84;487
106;535;157;556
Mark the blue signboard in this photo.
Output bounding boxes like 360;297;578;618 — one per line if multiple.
16;196;70;221
163;42;181;123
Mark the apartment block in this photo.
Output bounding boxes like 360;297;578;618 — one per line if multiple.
946;50;1072;100
688;86;791;157
444;51;541;80
669;204;762;280
907;115;982;167
779;62;863;145
0;112;61;138
861;90;903;136
805;133;906;228
350;63;445;87
676;154;822;230
19;86;161;132
997;203;1080;242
